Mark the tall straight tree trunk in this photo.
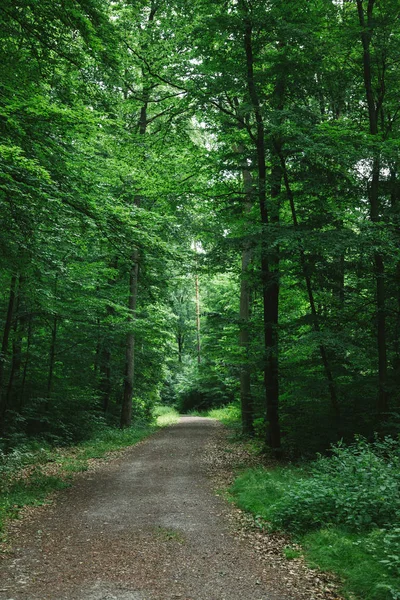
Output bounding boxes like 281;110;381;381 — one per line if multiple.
177;333;184;364
121;250;139;427
391;169;400;378
120;50;153;425
356;0;388;413
99;260;117;413
100;347;111;412
243;16;281;451
6;275;24;407
20;314;32;409
239;166;254;435
0;274;17;430
195;271;201;365
47;274;58;401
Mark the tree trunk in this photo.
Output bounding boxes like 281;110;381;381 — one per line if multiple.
243;15;281;451
121;250;139;428
6;275;24;408
120;3;157;427
356;0;388;413
100;345;112;413
20;314;32;409
0;274;17;429
47;274;58;402
177;333;184;363
239;166;254;435
195;271;201;365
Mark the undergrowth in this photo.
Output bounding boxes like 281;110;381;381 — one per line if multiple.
230;436;400;600
188;402;241;429
0;406;179;537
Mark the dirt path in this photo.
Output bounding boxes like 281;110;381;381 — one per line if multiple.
0;418;319;599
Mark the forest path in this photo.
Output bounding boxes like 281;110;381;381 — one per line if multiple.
0;417;301;600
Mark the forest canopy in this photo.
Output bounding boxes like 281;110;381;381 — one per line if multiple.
1;0;400;455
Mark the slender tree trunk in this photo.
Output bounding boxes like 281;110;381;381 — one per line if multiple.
239;166;254;435
0;274;17;429
391;170;400;378
195;271;201;365
47;317;58;398
6;275;24;407
94;316;101;375
121;250;139;428
356;0;388;413
47;274;58;401
243;15;281;450
120;102;146;426
100;344;112;413
20;314;32;409
177;333;184;363
120;37;154;426
395;261;400;378
99;260;117;413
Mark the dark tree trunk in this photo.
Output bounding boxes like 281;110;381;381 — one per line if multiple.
239;165;254;435
47;274;59;402
121;249;139;428
243;14;281;451
177;333;184;363
0;274;17;430
120;4;157;426
100;346;112;413
356;0;388;413
195;271;201;365
6;275;24;408
20;314;33;409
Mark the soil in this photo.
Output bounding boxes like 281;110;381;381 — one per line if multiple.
0;417;343;600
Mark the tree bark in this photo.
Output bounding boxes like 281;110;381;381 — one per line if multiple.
195;271;201;365
121;251;139;427
100;345;112;413
356;0;388;413
6;275;24;408
120;72;151;427
20;313;32;409
47;274;58;401
239;166;254;435
0;274;17;430
243;16;281;451
177;332;184;363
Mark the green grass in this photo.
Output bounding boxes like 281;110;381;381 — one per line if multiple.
230;466;307;521
153;405;180;427
283;546;302;560
0;472;70;532
0;406;180;537
304;528;400;600
230;463;400;600
188;403;241;428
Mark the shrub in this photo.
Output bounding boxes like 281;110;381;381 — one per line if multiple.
269;436;400;534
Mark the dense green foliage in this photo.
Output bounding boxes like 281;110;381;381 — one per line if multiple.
231;436;400;599
3;2;400;592
0;406;179;534
1;0;400;454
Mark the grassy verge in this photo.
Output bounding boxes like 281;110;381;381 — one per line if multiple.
188;403;242;429
0;406;180;538
230;437;400;600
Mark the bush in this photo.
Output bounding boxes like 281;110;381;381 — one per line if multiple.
268;436;400;534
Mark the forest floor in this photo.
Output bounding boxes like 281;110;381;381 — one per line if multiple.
0;417;343;600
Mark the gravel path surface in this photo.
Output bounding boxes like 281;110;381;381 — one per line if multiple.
0;417;334;600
